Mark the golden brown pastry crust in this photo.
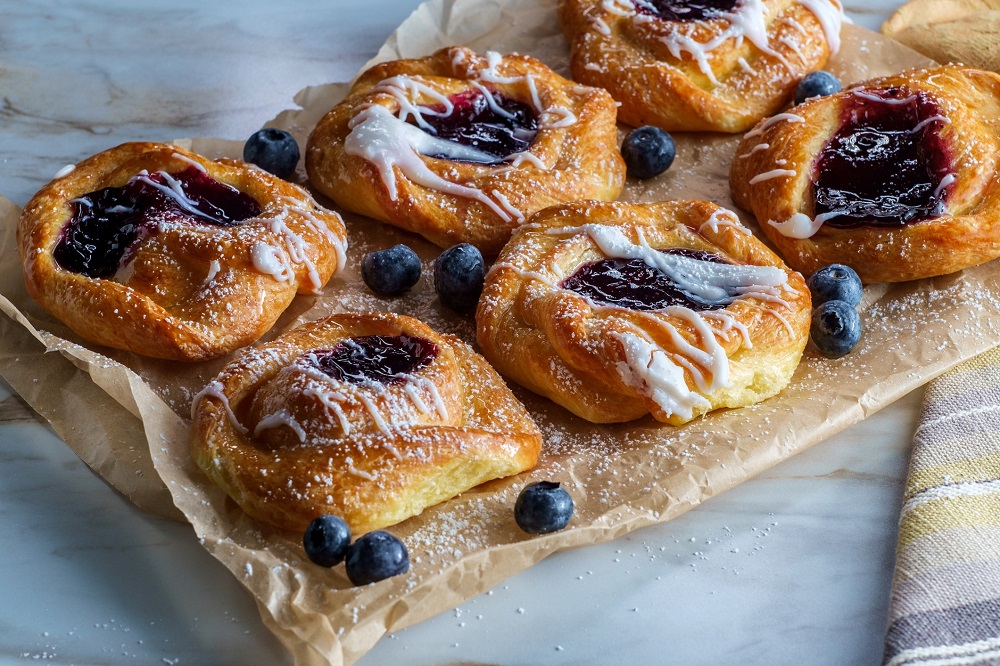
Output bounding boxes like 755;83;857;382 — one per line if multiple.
476;200;811;425
17;142;347;361
559;0;843;133
730;65;1000;283
191;313;542;533
305;46;625;255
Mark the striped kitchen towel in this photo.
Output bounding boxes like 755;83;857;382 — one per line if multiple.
883;346;1000;666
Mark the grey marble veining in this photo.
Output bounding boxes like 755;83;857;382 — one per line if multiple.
0;1;917;664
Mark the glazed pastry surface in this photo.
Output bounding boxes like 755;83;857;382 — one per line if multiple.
559;0;844;133
731;65;1000;283
17;142;347;361
306;46;625;255
192;313;542;533
476;200;811;425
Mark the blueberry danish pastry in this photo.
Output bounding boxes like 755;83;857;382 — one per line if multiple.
17;142;347;360
192;313;542;533
559;0;844;133
730;65;1000;283
476;200;811;425
306;46;625;255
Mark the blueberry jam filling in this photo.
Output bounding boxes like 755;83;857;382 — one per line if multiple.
561;249;729;312
415;88;538;163
634;0;741;21
812;88;953;229
54;167;261;278
310;335;439;386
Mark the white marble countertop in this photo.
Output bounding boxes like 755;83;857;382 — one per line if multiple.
0;2;913;664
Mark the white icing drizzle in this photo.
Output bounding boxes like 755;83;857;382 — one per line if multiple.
749;168;796;184
171;152;208;173
281;195;347;275
344;456;376;481
934;173;957;199
491;189;525;223
699;208;751;236
795;0;843;54
767;210;841;239
591;16;612;35
612;329;712;420
738;142;770;159
303;386;353;436
603;0;637;18
779;35;808;63
782;16;808;35
546;224;787;305
205;259;221;283
279;351;448;443
851;89;919;105
53;164;76;179
135;170;209;220
254;408;307;442
345;104;516;223
191;380;249;435
541;106;578;129
743;113;805;139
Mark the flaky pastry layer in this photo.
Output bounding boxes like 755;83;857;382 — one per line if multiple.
559;0;843;133
192;313;542;533
730;65;1000;283
306;46;625;255
17;142;347;361
476;200;811;425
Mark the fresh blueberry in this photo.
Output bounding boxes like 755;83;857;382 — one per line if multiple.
807;263;863;307
621;126;676;180
811;300;862;358
303;515;351;568
243;128;300;179
433;243;485;311
345;530;410;585
361;244;422;296
514;481;574;535
795;71;842;105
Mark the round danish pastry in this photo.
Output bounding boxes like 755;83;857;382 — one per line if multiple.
305;46;625;255
192;312;542;533
476;200;811;425
558;0;845;133
17;142;348;361
730;65;1000;283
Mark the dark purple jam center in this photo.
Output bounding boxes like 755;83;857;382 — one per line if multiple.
53;167;261;278
417;88;538;164
561;249;729;312
311;335;439;386
634;0;741;21
812;88;953;229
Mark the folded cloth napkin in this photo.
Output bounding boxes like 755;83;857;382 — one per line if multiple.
883;346;1000;666
882;0;1000;72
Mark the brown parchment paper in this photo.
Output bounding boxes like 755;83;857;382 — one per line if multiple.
1;1;998;664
